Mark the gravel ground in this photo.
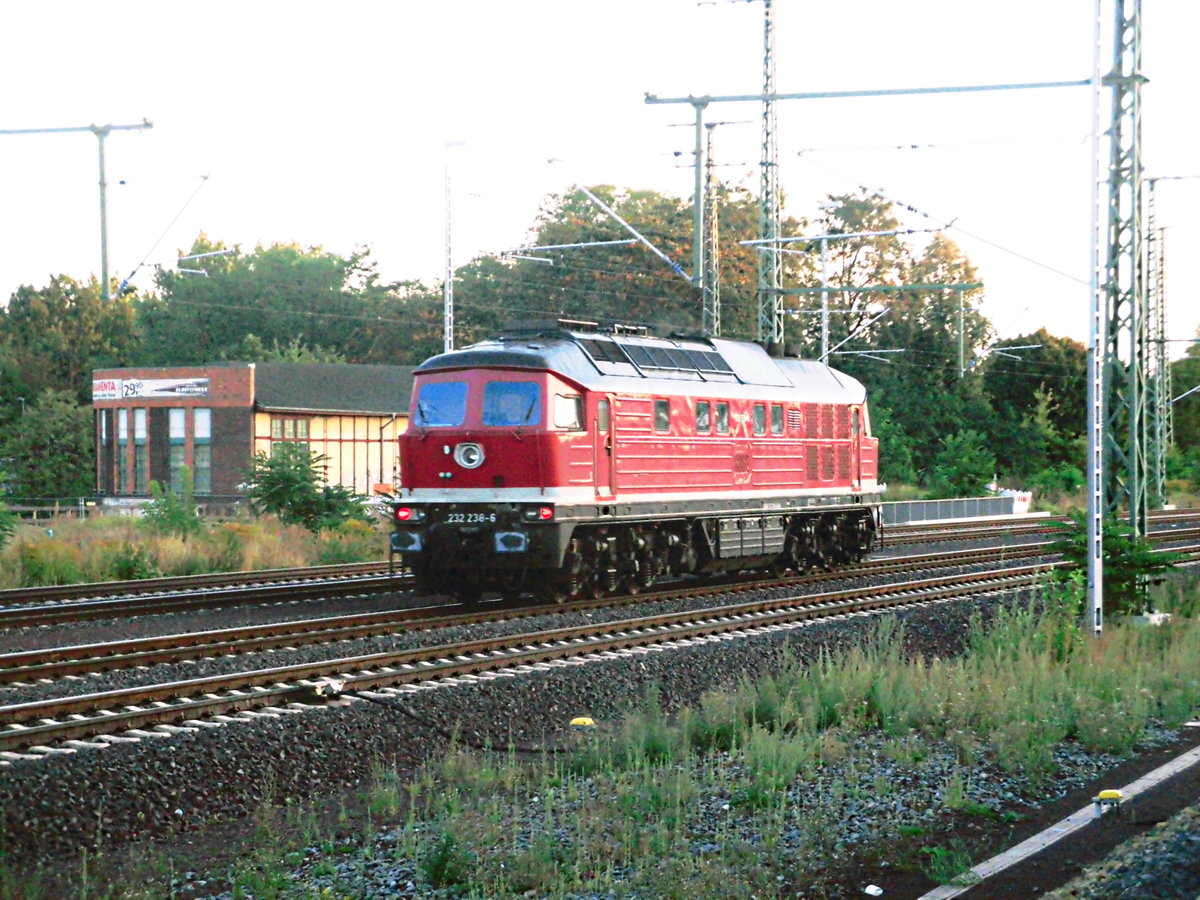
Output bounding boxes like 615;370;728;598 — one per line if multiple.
1043;805;1200;899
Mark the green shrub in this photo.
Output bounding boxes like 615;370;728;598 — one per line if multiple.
109;542;160;580
1049;513;1185;615
0;504;16;550
142;469;202;538
1026;462;1085;498
17;540;84;585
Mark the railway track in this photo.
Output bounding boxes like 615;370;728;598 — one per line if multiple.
3;517;1195;758
0;543;1057;684
0;563;1061;758
0;564;406;629
5;526;1198;688
4;512;1197;631
883;508;1200;546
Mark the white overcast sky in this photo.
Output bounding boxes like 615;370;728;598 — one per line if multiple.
2;1;1197;356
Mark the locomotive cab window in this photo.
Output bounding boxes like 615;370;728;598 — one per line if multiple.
483;381;541;426
553;394;584;430
771;404;784;435
753;403;767;435
413;381;468;427
715;402;729;434
696;400;711;434
654;399;670;433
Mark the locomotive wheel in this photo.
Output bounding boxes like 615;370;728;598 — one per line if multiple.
535;577;569;604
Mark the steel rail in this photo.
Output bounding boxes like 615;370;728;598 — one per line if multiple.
0;543;1062;683
0;561;392;606
0;570;408;629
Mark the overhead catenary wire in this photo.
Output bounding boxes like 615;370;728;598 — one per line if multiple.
116;174;212;295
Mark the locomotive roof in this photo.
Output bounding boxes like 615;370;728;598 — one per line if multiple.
415;329;867;405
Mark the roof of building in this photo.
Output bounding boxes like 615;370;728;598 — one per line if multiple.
254;363;414;415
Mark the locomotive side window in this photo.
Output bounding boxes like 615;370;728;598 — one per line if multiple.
553;394;584;430
696;400;711;434
753;403;767;435
654;399;670;433
771;404;784;435
483;381;541;426
597;398;610;432
715;402;729;434
413;381;468;427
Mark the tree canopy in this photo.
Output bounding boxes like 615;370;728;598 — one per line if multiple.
0;181;1195;505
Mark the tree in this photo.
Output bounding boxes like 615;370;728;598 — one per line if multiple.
221;334;345;364
1050;513;1184;616
138;235;391;365
981;329;1087;476
868;403;918;485
246;443;369;533
785;191;911;357
925;429;996;499
0;275;140;401
1170;326;1200;462
449;183;798;344
0;390;94;499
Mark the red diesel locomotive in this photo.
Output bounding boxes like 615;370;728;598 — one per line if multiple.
390;321;882;601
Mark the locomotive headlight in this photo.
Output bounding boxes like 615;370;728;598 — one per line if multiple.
394;506;426;523
453;442;485;469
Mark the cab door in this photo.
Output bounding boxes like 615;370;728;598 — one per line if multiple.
594;396;614;497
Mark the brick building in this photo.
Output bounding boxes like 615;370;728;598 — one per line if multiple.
92;362;413;500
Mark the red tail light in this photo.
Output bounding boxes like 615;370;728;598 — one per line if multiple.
395;507;414;521
538;506;554;520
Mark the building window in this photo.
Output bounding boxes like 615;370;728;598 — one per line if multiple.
653;399;670;433
194;408;212;493
117;408;128;493
168;409;186;493
134;408;148;493
271;416;309;447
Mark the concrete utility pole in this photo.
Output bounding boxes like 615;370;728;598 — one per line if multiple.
442;140;465;353
1;120;153;301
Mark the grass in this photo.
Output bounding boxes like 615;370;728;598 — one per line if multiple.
0;514;387;588
7;574;1199;897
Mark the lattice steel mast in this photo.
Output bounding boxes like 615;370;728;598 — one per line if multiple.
1145;176;1171;507
756;0;783;344
1100;0;1149;537
703;122;722;337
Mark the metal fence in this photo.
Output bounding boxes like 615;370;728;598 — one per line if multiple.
881;494;1032;526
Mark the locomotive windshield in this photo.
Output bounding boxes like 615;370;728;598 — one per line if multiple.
483;381;541;426
412;381;468;427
